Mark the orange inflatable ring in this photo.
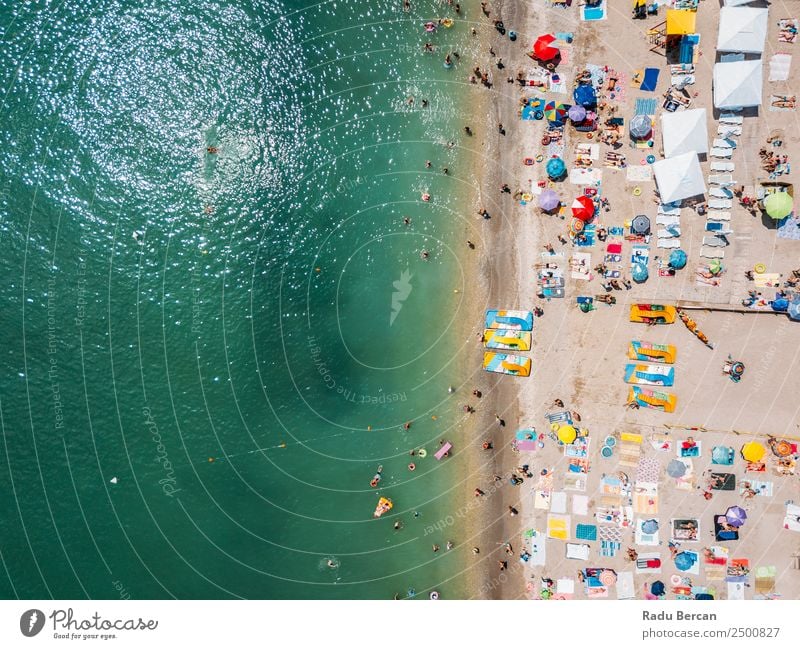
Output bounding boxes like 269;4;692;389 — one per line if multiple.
775;441;792;457
408;463;416;471
586;132;593;139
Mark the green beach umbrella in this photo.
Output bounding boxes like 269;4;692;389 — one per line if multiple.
764;192;793;219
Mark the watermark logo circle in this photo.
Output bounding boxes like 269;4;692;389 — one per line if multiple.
19;609;45;637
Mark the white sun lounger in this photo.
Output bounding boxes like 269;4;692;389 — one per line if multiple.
710;162;734;172
709;187;733;198
719;115;743;125
711;148;733;159
702;235;728;247
717;125;742;137
708;174;735;186
706;223;733;235
706;211;731;221
708;199;732;209
713;138;736;149
656;214;680;225
701;247;725;259
657;228;680;238
657;239;681;248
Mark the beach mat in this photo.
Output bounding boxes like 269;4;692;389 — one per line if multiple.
634;97;658;116
640;68;660;92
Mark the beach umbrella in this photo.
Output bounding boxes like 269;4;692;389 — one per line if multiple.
789;295;800;321
666;459;687;478
632;214;651;235
630;114;653;140
772;440;793;457
544;101;568;125
764;191;794;219
571;195;595;221
772;297;789;312
546;157;566;180
674;552;696;571
725;506;747;528
650;580;665;596
669;249;687;269
557;424;577;445
568;104;587;123
538;189;560;210
741;441;766;462
642;519;659;534
711;446;733;464
573;84;597;109
632;263;649;283
532;34;560;62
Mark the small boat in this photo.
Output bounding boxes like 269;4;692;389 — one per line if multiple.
374;497;393;518
483;352;532;377
629;304;677;324
483;329;532;351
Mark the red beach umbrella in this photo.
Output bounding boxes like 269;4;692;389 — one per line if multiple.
533;34;560;62
571;195;595;221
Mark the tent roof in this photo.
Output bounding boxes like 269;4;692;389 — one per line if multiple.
717;7;768;53
661;109;708;158
653;151;706;204
666;9;696;35
713;59;763;109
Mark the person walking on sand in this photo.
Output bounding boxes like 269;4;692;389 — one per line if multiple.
474;488;485;497
498;123;505;135
508;506;518;516
466;240;475;249
495;413;505;427
481;2;490;17
464;125;473;136
553;398;564;408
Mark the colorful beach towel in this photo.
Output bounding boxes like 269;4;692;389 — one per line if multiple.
547;514;570;540
634;97;658;116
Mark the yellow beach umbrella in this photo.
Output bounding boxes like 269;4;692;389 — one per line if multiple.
557;424;577;445
741;441;766;462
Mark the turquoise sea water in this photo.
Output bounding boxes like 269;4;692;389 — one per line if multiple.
0;1;481;598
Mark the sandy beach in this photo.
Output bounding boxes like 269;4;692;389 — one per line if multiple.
460;0;800;600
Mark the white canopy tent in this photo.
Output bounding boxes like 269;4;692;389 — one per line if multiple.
653;151;706;204
661;109;708;159
724;0;760;6
717;7;768;53
713;59;763;109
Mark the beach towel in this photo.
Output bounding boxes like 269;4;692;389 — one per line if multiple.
777;215;800;240
640;68;660;92
633;484;659;515
770;54;792;82
616;571;635;599
635;518;660;546
755;566;777;594
635;553;662;574
575;524;597;541
550;491;567;514
600;540;621;558
570;252;592;280
555;578;575;599
595;505;633;529
770;94;797;112
529;530;547;567
581;0;606;22
569;167;603;185
547;514;570;540
634;97;658;116
626;165;653;182
635;457;659;484
727;582;745;600
572;494;589;516
727;558;750;583
563;474;587;491
740;480;773;497
598;525;623;544
534;490;551;510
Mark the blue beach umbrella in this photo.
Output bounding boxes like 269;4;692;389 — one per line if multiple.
632;263;649;283
669;249;687;269
573;84;597;108
771;297;789;312
650;580;665;596
666;459;686;478
546;157;566;180
789;296;800;321
725;506;747;528
642;519;659;534
674;552;695;571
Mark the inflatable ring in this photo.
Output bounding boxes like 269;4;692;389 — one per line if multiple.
647;155;656;164
417;448;427;458
775;441;792;457
523;157;534;166
632;186;642;196
754;263;766;274
430;591;440;600
522;193;532;202
541;136;551;145
640;159;647;165
586;132;593;139
536;154;544;163
550;422;560;431
534;110;544;121
442;18;453;27
443;62;453;69
670;574;682;586
408;463;416;471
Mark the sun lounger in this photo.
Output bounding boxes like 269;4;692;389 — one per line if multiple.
657;239;681;249
701;247;725;259
713;138;736;149
702;236;728;247
719;114;743;125
708;174;734;186
710;162;734;172
705;222;733;235
717;125;742;137
709;187;733;199
706;211;731;221
657;205;681;216
708;199;732;209
710;148;732;159
656;215;680;226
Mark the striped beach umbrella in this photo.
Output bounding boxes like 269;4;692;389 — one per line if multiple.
544;101;568;125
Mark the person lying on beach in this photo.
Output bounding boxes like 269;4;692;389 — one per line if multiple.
771;96;796;108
